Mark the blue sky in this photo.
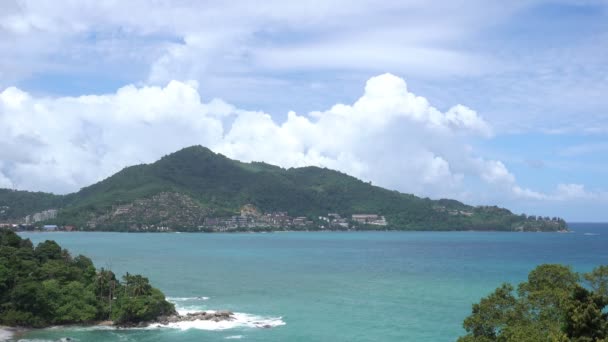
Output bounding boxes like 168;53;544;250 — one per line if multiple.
0;0;607;221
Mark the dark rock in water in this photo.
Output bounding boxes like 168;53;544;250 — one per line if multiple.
216;310;233;317
153;311;236;326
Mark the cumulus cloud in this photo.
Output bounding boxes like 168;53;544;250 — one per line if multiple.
0;73;588;207
0;81;225;192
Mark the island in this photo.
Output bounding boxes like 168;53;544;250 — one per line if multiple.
0;229;237;336
0;145;567;233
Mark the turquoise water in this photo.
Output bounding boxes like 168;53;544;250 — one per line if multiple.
16;223;608;341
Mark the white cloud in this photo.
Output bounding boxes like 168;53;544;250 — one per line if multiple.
0;73;486;196
0;80;225;192
1;72;581;209
478;160;515;185
0;168;13;189
553;183;600;200
560;142;608;157
0;1;529;89
1;0;606;137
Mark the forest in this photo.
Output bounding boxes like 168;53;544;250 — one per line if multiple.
0;229;175;327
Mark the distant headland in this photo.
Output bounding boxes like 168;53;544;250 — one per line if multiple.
0;146;566;233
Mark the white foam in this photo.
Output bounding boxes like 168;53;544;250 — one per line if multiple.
148;312;285;331
225;335;244;339
176;307;209;316
167;296;210;302
0;329;12;342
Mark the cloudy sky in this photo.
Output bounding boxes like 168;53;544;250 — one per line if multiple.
1;0;607;221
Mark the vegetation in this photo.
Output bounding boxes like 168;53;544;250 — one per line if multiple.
0;229;175;327
0;145;566;232
459;264;608;341
0;189;63;221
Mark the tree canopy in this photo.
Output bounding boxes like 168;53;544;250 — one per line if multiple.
459;264;608;342
0;229;175;327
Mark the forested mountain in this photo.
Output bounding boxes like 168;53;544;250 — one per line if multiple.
0;146;566;232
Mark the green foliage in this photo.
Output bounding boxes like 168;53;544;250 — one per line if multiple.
563;286;608;341
0;145;567;231
34;240;64;261
0;229;175;328
0;189;63;220
459;264;608;342
112;277;175;325
584;266;608;298
462;283;521;339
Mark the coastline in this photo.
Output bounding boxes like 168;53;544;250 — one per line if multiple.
16;228;570;234
0;326;22;342
16;228;574;234
0;310;283;339
0;329;11;342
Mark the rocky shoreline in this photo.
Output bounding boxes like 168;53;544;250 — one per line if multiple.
155;310;235;326
0;326;22;341
117;310;273;329
0;310;277;339
0;329;11;342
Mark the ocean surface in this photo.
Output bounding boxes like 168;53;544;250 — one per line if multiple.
14;223;608;342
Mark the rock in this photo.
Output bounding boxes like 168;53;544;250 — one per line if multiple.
97;320;114;326
150;310;235;326
216;310;233;317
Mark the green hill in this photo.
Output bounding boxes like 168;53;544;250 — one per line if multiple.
0;146;566;232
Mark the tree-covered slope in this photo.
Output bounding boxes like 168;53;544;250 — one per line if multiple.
0;229;175;327
0;145;566;231
0;189;64;221
459;264;608;341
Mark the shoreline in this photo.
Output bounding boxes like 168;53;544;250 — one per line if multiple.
0;310;281;338
0;326;24;342
16;228;571;234
0;328;11;342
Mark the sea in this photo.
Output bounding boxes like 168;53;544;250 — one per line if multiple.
12;223;608;342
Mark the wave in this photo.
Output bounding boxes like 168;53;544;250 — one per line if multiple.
226;335;244;339
148;310;285;331
11;340;64;342
167;296;210;302
0;329;13;342
584;233;599;236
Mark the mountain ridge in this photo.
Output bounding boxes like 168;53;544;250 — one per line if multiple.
0;145;567;232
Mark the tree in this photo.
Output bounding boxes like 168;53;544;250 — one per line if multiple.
462;284;520;339
584;266;608;298
563;286;608;341
459;264;608;342
517;264;579;324
34;240;63;261
0;229;175;328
